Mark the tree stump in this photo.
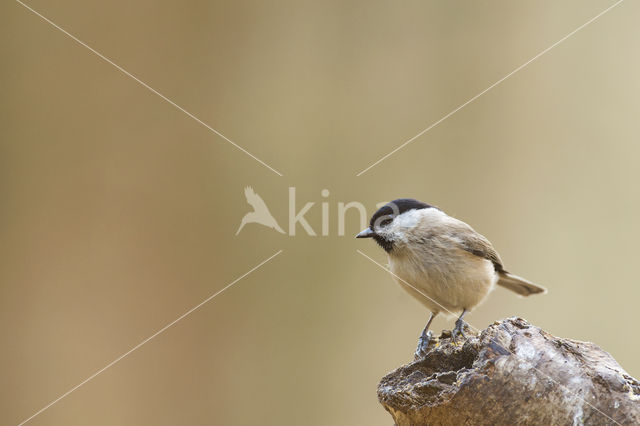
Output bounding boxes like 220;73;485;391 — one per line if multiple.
377;317;640;425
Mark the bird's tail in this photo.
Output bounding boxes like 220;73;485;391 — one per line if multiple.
497;272;546;296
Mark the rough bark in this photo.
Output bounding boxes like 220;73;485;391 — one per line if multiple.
378;317;639;425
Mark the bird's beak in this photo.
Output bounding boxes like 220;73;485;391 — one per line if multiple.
355;227;374;238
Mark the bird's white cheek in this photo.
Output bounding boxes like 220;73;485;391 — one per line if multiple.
382;226;411;245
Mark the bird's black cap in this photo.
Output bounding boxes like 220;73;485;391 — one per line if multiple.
369;198;433;229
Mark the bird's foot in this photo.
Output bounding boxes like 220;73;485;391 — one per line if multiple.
414;330;433;360
451;318;468;344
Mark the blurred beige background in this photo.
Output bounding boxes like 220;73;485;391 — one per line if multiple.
2;0;639;424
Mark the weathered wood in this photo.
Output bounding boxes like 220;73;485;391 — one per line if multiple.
378;317;639;425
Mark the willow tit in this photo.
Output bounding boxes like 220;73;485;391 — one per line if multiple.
356;199;545;358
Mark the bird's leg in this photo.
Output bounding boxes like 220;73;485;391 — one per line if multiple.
452;308;468;343
415;312;436;359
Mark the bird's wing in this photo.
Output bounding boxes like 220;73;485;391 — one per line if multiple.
451;222;505;272
452;220;546;296
244;186;270;213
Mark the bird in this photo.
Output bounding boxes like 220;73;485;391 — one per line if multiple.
236;187;285;235
356;198;545;358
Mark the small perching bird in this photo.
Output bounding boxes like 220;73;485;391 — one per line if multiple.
356;199;546;358
236;186;285;235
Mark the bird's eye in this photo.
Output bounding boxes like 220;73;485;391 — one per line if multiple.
380;218;393;227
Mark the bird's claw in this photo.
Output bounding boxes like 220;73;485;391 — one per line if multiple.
451;318;468;344
414;330;433;360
